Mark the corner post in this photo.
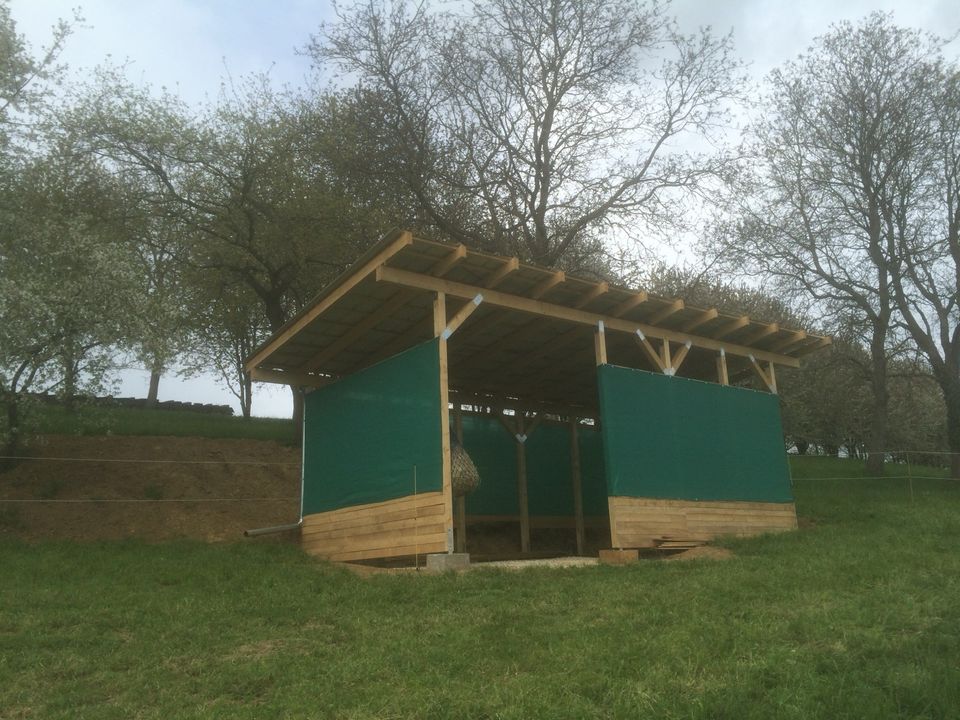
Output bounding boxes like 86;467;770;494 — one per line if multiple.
434;292;454;552
594;321;607;365
453;404;467;553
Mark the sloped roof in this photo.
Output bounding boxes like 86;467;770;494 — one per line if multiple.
246;230;829;411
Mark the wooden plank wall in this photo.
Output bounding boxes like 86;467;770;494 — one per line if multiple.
608;496;798;548
301;491;447;562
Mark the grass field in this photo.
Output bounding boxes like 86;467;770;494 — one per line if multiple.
27;404;296;443
2;463;959;719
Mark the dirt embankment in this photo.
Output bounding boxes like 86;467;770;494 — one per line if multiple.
0;435;301;542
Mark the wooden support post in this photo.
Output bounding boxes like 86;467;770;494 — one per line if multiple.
453;404;466;553
717;348;729;386
671;340;692;375
516;415;530;553
767;361;778;394
570;416;585;556
434;292;454;552
661;339;672;374
594;321;608;365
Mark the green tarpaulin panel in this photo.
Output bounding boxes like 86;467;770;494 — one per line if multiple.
301;339;443;514
597;364;792;503
460;414;607;516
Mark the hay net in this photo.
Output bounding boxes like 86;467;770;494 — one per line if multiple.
451;440;481;497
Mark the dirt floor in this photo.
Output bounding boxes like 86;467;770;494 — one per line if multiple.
0;435;301;542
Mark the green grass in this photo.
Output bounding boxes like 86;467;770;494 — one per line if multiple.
2;460;959;719
27;404;295;443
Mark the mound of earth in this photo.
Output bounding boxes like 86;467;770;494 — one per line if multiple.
0;435;300;543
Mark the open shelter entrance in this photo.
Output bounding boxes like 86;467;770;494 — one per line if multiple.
245;230;828;563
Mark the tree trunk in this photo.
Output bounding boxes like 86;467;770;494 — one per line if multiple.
241;372;253;419
291;386;304;446
943;378;960;480
146;359;163;408
865;328;889;477
2;397;21;472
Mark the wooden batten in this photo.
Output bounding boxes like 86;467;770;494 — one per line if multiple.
530;270;565;299
648;298;684;325
611;291;648;318
431;244;467;276
485;257;520;288
301;492;447;561
607;496;797;549
574;281;609;309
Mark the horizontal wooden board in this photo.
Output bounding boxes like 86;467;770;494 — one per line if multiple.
609;496;797;549
301;492;449;561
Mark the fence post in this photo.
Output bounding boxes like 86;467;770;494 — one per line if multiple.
906;451;915;504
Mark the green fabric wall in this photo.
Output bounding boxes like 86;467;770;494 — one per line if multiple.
301;339;443;515
597;364;792;503
460;414;607;516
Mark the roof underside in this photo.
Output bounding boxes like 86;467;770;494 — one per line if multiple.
247;231;829;413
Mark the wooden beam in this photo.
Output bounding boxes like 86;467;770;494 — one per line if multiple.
634;330;666;372
430;244;467;277
530;270;565;300
712;315;750;340
681;307;718;333
748;354;777;393
594;321;608;365
247;230;413;371
792;335;832;356
574;281;609;309
299;289;414;372
717;348;729;385
611;291;648;318
648;298;684;325
249;367;334;388
484;256;519;289
570;417;585;556
442;294;483;339
375;265;801;367
769;331;809;354
740;322;779;347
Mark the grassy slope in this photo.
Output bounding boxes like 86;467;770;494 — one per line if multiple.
2;462;959;719
28;404;295;443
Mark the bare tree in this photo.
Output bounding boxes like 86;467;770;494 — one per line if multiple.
715;14;937;474
885;59;960;476
310;0;745;267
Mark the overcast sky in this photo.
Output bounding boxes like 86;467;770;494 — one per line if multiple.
7;0;959;417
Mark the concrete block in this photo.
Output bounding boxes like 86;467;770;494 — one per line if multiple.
599;548;639;565
425;553;471;573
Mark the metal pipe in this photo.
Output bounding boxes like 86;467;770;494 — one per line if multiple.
244;520;302;537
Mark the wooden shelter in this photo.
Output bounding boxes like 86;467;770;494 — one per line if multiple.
246;230;829;562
